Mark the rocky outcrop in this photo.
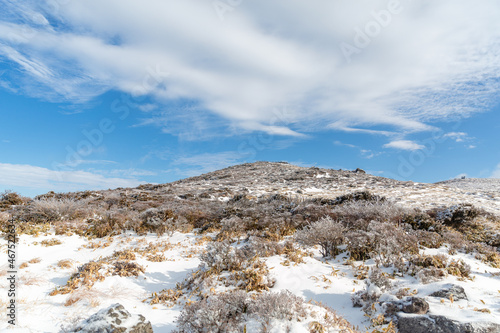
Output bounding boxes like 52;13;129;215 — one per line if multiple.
397;314;500;333
384;297;429;316
71;303;153;333
429;284;468;301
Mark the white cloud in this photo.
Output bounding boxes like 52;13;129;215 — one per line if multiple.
383;140;424;151
443;132;469;142
0;162;146;193
173;151;245;176
0;0;499;137
491;164;500;178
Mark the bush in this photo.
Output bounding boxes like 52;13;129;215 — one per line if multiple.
435;204;481;227
330;200;409;225
0;190;25;210
295;216;345;257
138;207;177;235
175;290;249;333
346;221;418;265
15;198;89;223
175;290;308;333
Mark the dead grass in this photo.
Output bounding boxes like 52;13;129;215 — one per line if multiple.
41;238;62;247
29;257;42;264
57;260;74;269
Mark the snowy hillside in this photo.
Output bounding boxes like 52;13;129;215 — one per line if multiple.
1;162;499;332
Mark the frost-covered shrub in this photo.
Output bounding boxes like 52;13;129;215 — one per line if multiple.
412;230;444;248
175;290;249;333
416;267;447;284
441;229;467;254
410;254;471;283
330;200;408;225
435;204;481;227
332;190;385;205
200;242;250;273
16;198;89;223
473;243;500;268
368;267;393;291
196;242;275;292
295;216;345;257
346;221;418;265
403;212;438;231
138;207;177;235
249;290;307;321
175;290;313;333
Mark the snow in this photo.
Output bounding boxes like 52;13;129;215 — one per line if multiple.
2;229;498;332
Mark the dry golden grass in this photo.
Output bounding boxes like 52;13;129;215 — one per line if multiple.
57;259;74;269
64;288;104;307
112;249;136;261
41;238;62;247
29;257;42;264
19;262;29;269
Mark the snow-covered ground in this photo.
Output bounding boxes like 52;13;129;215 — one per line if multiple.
1;230;499;332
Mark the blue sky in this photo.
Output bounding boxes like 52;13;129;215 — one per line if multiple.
1;0;500;197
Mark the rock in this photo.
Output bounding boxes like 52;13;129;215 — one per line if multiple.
430;284;468;301
397;314;500;333
401;297;429;314
71;303;153;333
384;297;429;318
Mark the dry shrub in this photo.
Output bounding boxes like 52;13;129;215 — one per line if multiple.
403;212;438;231
16;198;89;223
0;190;26;210
111;261;145;277
50;261;106;295
175;290;314;333
138;207;177;235
412;230;444;248
346;221;418;265
473;243;500;268
330;199;408;225
295;216;345;257
146;253;168;262
84;210;128;238
178;242;275;294
150;288;183;307
410;254;471;283
174;290;249;332
435;204;481;227
41;238;62;247
112;249;136;261
57;260;73;269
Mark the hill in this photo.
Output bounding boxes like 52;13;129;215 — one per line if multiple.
1;162;499;332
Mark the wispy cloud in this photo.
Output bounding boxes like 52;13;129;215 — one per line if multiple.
173;151;245;177
383;140;424;151
0;162;146;193
333;140;381;159
443;132;469;143
0;0;499;138
491;164;500;178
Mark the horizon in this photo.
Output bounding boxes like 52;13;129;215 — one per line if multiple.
1;0;500;197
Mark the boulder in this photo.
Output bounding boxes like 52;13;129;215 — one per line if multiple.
384;297;429;316
430;284;468;301
401;297;429;315
71;303;153;333
397;314;500;333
